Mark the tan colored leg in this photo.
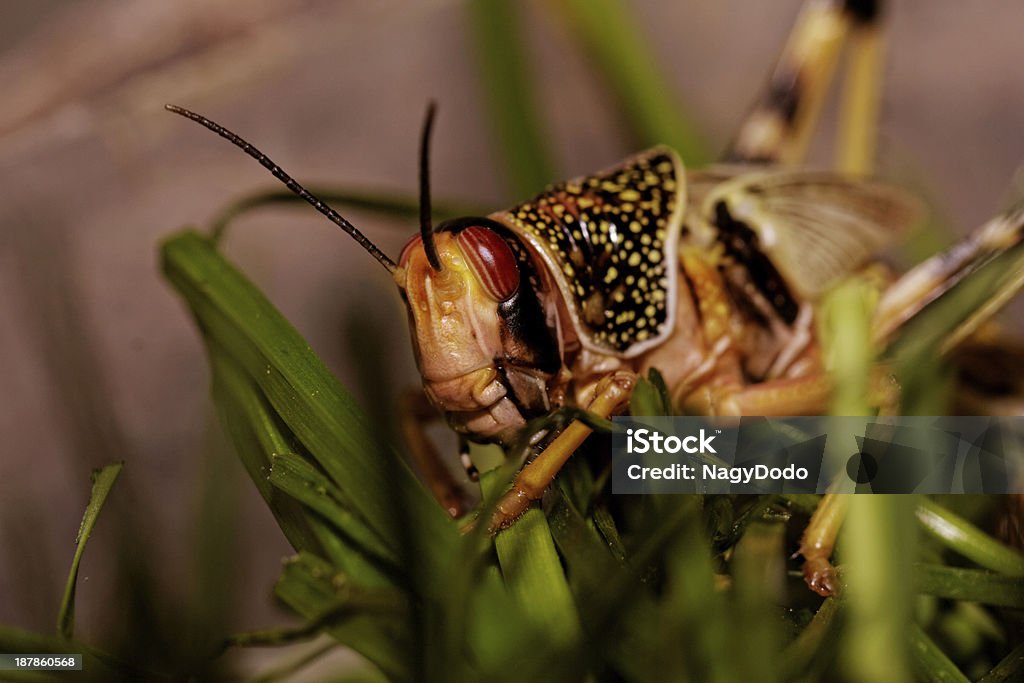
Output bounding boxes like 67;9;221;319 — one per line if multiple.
399;389;470;518
489;371;636;533
798;493;850;596
683;372;833;417
836;14;884;174
727;0;853;164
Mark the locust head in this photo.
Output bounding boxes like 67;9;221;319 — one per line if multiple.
165;102;562;445
394;215;562;442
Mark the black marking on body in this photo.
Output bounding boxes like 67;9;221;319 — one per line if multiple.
844;0;880;24
504;150;680;353
714;200;800;325
765;68;803;125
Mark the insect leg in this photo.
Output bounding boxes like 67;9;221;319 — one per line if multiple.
836;2;884;173
399;389;471;518
797;492;850;596
459;435;479;482
683;372;834;416
873;205;1024;353
488;371;636;533
726;0;880;165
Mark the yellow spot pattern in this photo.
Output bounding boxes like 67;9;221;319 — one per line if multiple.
504;149;681;352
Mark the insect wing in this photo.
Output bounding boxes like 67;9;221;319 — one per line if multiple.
705;171;923;305
498;147;687;357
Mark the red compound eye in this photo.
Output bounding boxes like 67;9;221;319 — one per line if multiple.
456;226;520;301
398;234;422;267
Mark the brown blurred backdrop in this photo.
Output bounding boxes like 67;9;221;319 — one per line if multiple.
1;0;1022;674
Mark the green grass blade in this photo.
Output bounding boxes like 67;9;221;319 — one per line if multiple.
907;623;971;683
840;495;915;683
209;188;488;243
657;497;732;683
551;0;710;164
912;564;1024;608
475;475;581;679
732;522;785;683
820;278;874;416
978;642;1024;683
274;552;410;683
630;370;672;416
491;515;583;652
547;483;623;596
468;0;557;197
161;230;458;592
916;497;1024;576
268;452;401;587
778;597;842;681
208;341;324;554
57;462;123;640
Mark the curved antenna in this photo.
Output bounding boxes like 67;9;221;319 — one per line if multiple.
419;101;443;271
165;104;396;273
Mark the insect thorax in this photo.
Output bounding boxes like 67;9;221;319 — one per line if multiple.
497;147;687;359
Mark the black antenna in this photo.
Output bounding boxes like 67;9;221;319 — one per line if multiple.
419;101;442;271
165;104;397;273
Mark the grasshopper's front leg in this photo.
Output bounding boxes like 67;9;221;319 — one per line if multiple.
399;389;472;518
488;371;636;532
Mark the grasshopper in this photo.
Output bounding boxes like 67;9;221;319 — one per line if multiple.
167;0;1024;595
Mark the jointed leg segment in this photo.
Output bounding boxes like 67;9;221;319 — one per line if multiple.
488;371;636;532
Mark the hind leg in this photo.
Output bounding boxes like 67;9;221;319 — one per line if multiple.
727;0;884;170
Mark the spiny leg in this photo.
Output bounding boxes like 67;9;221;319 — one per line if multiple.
727;0;883;167
399;389;471;518
489;371;636;533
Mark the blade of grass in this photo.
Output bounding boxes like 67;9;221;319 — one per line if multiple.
916;497;1024;576
274;552;410;683
551;0;710;164
977;642;1024;683
655;496;733;683
210;188;487;243
468;0;556;197
162;230;458;591
840;495;915;683
547;481;623;597
482;473;583;658
580;496;708;680
912;563;1024;608
269;452;402;586
212;339;397;587
778;597;842;681
57;462;123;640
821;278;875;416
732;522;786;683
907;623;971;683
208;342;323;554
